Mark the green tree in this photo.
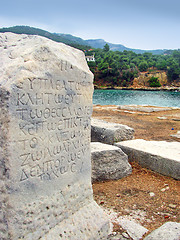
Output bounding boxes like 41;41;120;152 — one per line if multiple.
156;60;167;70
138;61;148;72
103;43;110;52
167;64;180;81
148;77;161;87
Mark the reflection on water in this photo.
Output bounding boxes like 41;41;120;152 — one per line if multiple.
93;90;180;107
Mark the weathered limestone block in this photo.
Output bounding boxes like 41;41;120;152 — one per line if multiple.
144;222;180;240
118;105;178;112
115;139;180;180
171;130;180;139
91;118;134;145
0;33;109;240
91;142;132;182
117;219;148;240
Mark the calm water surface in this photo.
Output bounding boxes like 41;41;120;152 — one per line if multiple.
93;90;180;107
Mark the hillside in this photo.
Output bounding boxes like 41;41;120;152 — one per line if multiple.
87;47;180;89
0;26;179;88
84;39;165;54
56;33;166;54
0;26;91;51
0;25;167;54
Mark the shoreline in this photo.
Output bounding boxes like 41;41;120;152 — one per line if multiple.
93;104;180;109
94;85;180;92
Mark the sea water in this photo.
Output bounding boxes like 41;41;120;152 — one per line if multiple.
93;90;180;107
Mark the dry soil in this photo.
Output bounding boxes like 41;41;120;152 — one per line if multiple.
92;105;180;235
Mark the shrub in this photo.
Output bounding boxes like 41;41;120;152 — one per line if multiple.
148;77;161;87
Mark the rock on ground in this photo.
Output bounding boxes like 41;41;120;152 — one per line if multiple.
117;219;148;240
115;139;180;180
144;222;180;240
91;118;134;145
171;130;180;139
91;142;132;182
105;209;148;240
118;105;179;113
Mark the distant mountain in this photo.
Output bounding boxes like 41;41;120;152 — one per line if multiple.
0;25;169;54
55;33;87;45
86;39;167;54
56;34;166;54
85;39;127;51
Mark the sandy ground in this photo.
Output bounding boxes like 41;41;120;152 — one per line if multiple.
92;105;180;235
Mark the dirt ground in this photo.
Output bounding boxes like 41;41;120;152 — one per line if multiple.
92;105;180;236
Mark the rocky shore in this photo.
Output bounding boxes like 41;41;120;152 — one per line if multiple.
94;85;180;92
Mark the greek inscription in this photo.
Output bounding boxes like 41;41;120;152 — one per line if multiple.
14;73;92;182
16;108;28;120
29;137;38;148
23;77;90;91
20;153;30;166
16;105;92;120
40;173;51;181
20;169;29;181
31;150;43;161
20;158;80;181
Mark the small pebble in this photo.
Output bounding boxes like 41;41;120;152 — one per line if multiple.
149;192;155;197
157;117;167;120
161;186;169;192
169;204;176;209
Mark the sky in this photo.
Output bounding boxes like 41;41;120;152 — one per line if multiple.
1;0;180;50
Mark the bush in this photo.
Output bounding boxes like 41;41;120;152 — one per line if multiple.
138;61;148;72
148;77;161;87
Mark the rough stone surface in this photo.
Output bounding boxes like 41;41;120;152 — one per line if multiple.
91;142;132;182
117;219;148;240
91;118;134;144
144;222;180;240
0;33;109;240
157;116;167;120
171;130;180;139
115;139;180;179
105;209;149;240
107;233;128;240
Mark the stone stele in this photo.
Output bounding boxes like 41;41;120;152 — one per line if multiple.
0;33;110;240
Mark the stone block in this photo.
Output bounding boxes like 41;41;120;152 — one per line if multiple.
144;222;180;240
171;130;180;139
0;33;109;240
91;142;132;182
118;105;178;112
117;219;148;240
115;139;180;179
91;118;134;145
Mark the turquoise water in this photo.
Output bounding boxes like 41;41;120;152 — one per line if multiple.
93;90;180;107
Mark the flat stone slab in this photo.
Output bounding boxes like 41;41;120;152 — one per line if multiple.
117;219;148;240
115;139;180;179
91;118;134;144
171;131;180;139
91;142;132;182
144;222;180;240
118;105;179;112
105;209;149;240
